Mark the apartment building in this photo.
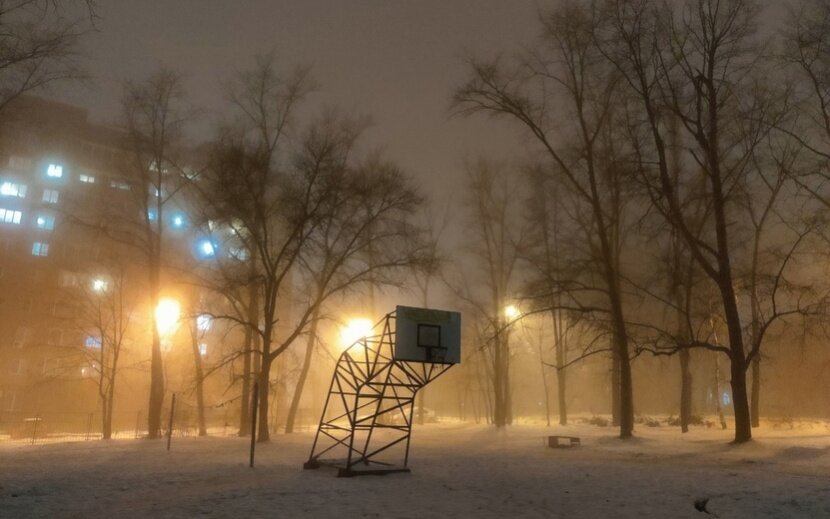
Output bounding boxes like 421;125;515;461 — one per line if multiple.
0;96;205;416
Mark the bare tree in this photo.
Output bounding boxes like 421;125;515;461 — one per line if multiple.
283;152;432;433
455;2;638;437
192;57;430;441
74;266;137;440
0;0;95;116
599;0;828;442
186;309;208;436
450;160;527;427
97;69;191;439
521;167;575;426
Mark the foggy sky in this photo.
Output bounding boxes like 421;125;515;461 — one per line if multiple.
57;0;541;200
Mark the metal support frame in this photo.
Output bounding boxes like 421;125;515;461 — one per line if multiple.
304;310;453;477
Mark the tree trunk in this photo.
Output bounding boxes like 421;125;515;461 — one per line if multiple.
102;395;112;440
617;335;634;438
285;309;320;433
493;333;505;427
679;349;692;433
749;292;761;429
239;280;259;436
539;342;551;427
714;353;727;430
551;308;567;426
611;350;620;426
239;334;251;436
147;324;164;439
730;354;752;442
751;355;760;428
417;390;426;425
257;354;272;442
504;332;512;425
146;215;164;439
721;276;751;442
482;358;493;425
190;324;207;436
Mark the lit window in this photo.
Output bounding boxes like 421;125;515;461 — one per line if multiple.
79;174;95;183
36;215;55;230
198;239;216;258
42;189;59;203
81;362;99;378
148;210;157;221
229;247;250;261
85;335;102;349
31;242;49;256
0;182;26;198
110;179;130;190
199;343;208;356
0;208;22;224
149;161;168;174
171;213;185;228
196;314;212;331
46;163;63;178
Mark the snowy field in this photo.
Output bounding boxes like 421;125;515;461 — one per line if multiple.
2;421;830;518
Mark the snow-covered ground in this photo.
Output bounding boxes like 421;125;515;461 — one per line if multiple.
2;420;830;518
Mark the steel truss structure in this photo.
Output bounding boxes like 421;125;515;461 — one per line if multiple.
304;310;454;477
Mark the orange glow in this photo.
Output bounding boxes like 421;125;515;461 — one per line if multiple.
340;318;373;347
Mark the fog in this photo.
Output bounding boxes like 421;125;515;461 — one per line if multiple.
3;1;830;517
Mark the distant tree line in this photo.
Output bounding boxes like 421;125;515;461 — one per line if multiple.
452;0;830;443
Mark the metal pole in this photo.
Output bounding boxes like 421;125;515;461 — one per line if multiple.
86;412;93;441
31;413;39;445
167;394;176;451
250;382;258;468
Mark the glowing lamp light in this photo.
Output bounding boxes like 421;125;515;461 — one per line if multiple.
155;298;181;336
198;239;216;258
340;318;373;347
171;213;185;228
504;304;521;320
92;278;108;292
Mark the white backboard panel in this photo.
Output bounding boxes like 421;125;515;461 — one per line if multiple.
394;305;461;364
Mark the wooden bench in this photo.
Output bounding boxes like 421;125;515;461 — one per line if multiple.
545;435;581;448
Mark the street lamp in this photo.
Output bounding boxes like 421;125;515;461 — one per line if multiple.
91;278;108;292
340;318;373;348
156;298;181;336
504;304;521;321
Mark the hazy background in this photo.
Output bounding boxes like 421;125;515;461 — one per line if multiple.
57;0;543;200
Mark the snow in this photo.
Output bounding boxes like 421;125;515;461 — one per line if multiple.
2;420;830;518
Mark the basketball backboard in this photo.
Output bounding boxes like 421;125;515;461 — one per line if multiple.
394;305;461;364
